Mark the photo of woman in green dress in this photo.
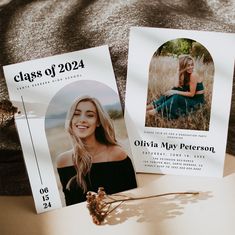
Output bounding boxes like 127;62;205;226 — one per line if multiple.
145;38;214;130
147;55;205;119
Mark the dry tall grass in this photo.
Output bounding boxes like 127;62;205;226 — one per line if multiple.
145;56;214;130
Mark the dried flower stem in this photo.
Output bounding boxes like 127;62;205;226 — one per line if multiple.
105;191;199;205
107;201;125;214
86;188;199;225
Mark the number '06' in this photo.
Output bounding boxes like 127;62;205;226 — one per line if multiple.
39;187;49;194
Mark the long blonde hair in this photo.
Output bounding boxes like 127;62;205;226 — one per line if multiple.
178;55;194;87
65;95;118;192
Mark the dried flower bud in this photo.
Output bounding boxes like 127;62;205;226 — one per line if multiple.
86;190;110;225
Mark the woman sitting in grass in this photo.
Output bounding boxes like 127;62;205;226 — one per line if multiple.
146;55;205;120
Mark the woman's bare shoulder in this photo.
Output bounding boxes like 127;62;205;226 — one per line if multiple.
191;73;202;83
107;145;127;161
56;149;73;168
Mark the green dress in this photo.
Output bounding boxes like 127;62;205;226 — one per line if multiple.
152;82;205;119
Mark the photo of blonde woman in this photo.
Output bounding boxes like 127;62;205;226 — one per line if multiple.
57;95;137;205
145;38;214;130
45;80;137;206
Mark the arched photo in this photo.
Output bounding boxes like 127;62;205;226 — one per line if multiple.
145;38;214;130
45;80;137;206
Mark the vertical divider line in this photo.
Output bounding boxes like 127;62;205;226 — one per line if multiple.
21;96;43;185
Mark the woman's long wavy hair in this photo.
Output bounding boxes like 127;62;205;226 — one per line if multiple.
65;95;118;192
178;55;194;87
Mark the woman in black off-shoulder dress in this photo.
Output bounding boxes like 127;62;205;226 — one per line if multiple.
56;95;137;206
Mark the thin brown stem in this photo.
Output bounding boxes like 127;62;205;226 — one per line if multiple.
105;191;199;205
107;201;125;215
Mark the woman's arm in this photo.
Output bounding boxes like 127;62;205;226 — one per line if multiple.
165;74;197;97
